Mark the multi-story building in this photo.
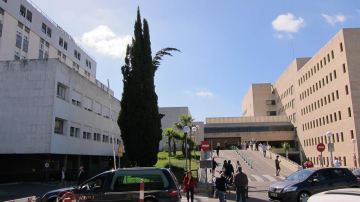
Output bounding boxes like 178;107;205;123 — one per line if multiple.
0;0;120;181
242;28;360;168
0;0;104;89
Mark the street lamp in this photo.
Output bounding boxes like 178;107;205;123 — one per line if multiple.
326;131;334;167
189;126;199;171
352;138;357;168
183;126;190;171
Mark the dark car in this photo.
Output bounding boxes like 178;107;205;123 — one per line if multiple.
268;167;359;202
352;168;360;183
41;167;181;202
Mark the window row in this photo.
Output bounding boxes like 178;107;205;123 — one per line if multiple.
56;83;117;121
279;85;294;100
298;49;335;86
307;156;346;167
304;132;344;148
54;118;120;145
300;69;338;101
302;110;342;131
301;89;340;116
41;22;52;38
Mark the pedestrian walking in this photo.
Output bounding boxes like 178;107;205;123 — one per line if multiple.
216;145;220;157
225;160;234;183
234;167;248;202
215;171;227;202
275;156;281;176
212;158;218;174
334;157;341;167
236;161;241;171
60;167;66;187
183;171;196;202
222;160;228;172
262;143;267;157
77;166;86;185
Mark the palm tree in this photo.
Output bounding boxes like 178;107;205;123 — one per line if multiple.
282;142;290;159
175;115;194;156
163;128;175;157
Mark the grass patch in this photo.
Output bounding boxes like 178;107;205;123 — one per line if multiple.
155;151;200;182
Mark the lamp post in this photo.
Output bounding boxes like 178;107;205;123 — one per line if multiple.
183;126;190;171
326;131;334;167
189;126;199;172
352;138;357;168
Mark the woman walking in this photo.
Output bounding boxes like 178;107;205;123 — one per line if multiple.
183;171;197;202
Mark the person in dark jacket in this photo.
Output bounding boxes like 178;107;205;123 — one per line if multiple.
215;172;227;202
234;167;248;202
77;166;86;185
225;160;234;183
212;158;218;174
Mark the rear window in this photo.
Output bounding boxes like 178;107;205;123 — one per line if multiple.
330;169;352;178
111;169;170;191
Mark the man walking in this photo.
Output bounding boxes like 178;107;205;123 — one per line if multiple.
262;143;267;157
275;156;281;176
215;172;227;202
234;167;248;202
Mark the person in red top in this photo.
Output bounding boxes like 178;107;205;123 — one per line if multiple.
183;171;197;202
303;158;314;168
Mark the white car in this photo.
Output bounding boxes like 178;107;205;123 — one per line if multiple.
308;188;360;202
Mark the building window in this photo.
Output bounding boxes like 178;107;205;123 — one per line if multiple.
54;118;64;134
70;126;80;137
57;83;67;100
83;132;91;139
47;27;52;37
14;52;20;60
331;50;334;59
345;85;349;95
351;130;354;139
74;50;81;60
20;5;26;17
22;36;28;53
348;107;352;117
41;23;47;34
341;132;344;142
26;10;32;22
343;64;346;73
16;33;22;49
340;42;343;52
59;37;63;46
338;111;342;120
71;99;81;107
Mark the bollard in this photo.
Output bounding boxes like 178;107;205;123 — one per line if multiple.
139;179;144;202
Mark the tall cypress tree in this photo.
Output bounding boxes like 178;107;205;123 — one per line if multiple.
118;8;179;166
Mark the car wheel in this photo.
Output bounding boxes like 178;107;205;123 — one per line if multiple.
297;191;310;202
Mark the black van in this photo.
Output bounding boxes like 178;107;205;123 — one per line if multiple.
268;167;359;202
40;168;181;202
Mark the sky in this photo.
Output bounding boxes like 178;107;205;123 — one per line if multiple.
30;0;360;122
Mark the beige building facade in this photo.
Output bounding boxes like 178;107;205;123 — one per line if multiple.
242;28;360;168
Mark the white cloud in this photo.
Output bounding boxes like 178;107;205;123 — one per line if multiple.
272;13;305;33
321;14;346;25
195;90;214;98
77;25;132;58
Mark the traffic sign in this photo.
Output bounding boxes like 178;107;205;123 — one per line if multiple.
317;143;325;152
201;141;210;152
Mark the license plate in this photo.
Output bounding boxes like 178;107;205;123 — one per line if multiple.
270;192;278;197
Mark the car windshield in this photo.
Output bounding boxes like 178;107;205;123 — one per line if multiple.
286;169;313;181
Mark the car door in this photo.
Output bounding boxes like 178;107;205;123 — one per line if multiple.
76;174;108;201
307;170;332;194
329;168;354;189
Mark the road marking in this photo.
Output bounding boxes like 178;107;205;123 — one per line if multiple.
251;174;264;182
262;174;277;182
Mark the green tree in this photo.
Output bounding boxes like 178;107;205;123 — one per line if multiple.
175;115;194;157
163;128;178;157
118;8;179;166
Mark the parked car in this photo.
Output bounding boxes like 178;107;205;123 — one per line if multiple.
352;168;360;183
268;167;359;202
308;188;360;202
40;167;181;202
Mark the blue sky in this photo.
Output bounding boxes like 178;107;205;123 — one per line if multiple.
31;0;360;122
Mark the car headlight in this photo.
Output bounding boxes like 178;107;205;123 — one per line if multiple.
283;186;297;192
